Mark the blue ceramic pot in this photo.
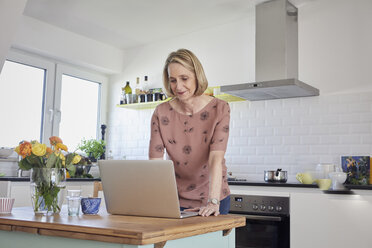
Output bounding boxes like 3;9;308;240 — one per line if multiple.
81;197;101;215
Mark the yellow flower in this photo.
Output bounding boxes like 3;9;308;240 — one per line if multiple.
55;152;66;166
72;154;81;165
14;145;20;154
55;143;68;152
31;143;47;156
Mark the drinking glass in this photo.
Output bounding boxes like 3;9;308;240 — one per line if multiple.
67;189;81;216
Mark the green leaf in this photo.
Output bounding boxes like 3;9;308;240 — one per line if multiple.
77;139;106;159
26;155;43;167
66;163;76;177
46;153;58;168
65;153;75;165
18;159;32;170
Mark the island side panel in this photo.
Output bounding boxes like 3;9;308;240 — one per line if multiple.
0;229;236;248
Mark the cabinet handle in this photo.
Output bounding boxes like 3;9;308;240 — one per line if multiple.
241;214;283;222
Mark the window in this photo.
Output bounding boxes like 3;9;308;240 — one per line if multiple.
59;75;101;151
0;49;107;148
0;60;45;146
54;63;107;151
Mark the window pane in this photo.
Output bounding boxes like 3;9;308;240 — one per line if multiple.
0;60;45;147
59;75;100;151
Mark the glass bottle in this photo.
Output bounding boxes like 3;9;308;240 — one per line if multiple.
135;77;142;95
120;86;125;104
124;81;132;94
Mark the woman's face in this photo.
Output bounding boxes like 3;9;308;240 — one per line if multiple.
168;63;197;101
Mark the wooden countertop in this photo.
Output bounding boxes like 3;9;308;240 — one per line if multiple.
0;207;245;246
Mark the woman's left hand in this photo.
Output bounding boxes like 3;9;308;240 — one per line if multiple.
185;203;220;217
199;203;220;216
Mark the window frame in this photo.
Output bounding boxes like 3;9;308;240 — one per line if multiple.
3;48;108;144
55;63;108;140
5;49;55;143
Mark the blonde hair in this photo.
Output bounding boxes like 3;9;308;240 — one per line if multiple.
163;49;208;97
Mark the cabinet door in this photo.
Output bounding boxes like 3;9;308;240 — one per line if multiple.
11;182;32;207
291;192;372;248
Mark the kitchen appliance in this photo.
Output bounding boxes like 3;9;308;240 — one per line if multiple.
221;0;319;101
230;194;290;248
264;169;288;182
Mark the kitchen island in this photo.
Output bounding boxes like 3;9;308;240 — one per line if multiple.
0;207;245;248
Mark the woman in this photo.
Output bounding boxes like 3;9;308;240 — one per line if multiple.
149;49;230;217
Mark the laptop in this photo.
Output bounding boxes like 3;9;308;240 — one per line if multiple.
98;160;199;219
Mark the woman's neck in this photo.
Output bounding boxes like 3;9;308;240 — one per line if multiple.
174;95;212;115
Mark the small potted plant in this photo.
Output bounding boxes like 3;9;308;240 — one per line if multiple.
77;139;106;162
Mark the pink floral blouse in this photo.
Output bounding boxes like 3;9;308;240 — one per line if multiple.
149;97;231;208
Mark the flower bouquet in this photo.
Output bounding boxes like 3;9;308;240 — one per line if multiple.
15;136;81;215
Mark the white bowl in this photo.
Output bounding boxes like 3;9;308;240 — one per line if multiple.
0;148;14;158
0;198;15;214
329;172;347;184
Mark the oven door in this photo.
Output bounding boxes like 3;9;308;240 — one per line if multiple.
234;214;290;248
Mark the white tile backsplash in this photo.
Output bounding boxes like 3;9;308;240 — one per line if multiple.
106;91;372;180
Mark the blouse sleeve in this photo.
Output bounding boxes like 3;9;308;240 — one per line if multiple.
149;107;165;158
210;102;230;152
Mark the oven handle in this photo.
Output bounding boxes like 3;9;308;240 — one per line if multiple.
241;214;283;222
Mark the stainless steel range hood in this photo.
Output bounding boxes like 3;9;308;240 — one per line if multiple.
221;0;319;101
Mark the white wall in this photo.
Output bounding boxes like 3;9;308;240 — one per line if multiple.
299;0;372;94
12;15;124;75
107;10;256;108
106;0;372;182
0;0;27;73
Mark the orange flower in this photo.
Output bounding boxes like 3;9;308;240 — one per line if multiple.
55;143;68;152
17;141;32;158
49;136;63;146
46;147;53;155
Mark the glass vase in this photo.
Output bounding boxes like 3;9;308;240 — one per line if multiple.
30;168;66;215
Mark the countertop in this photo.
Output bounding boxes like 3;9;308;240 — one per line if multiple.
2;176;371;190
0;207;245;245
0;176;100;182
227;180;372;190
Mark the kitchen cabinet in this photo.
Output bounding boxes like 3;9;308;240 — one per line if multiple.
229;185;372;248
117;86;246;110
291;192;372;248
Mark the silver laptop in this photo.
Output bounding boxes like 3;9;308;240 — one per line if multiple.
98;160;199;219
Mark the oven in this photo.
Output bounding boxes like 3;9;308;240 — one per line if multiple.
229;194;290;248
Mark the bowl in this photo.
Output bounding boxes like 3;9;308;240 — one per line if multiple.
315;179;332;190
81;197;101;215
0;198;15;214
329;172;347;184
296;172;314;184
329;172;347;190
0;148;14;158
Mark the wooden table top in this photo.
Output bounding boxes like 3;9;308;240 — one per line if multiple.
0;207;245;245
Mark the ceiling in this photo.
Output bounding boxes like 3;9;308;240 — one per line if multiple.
23;0;312;50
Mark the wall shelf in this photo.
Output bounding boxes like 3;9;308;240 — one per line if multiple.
117;98;171;110
116;86;246;110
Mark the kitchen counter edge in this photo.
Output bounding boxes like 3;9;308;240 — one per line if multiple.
0;177;101;182
227;181;372;190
